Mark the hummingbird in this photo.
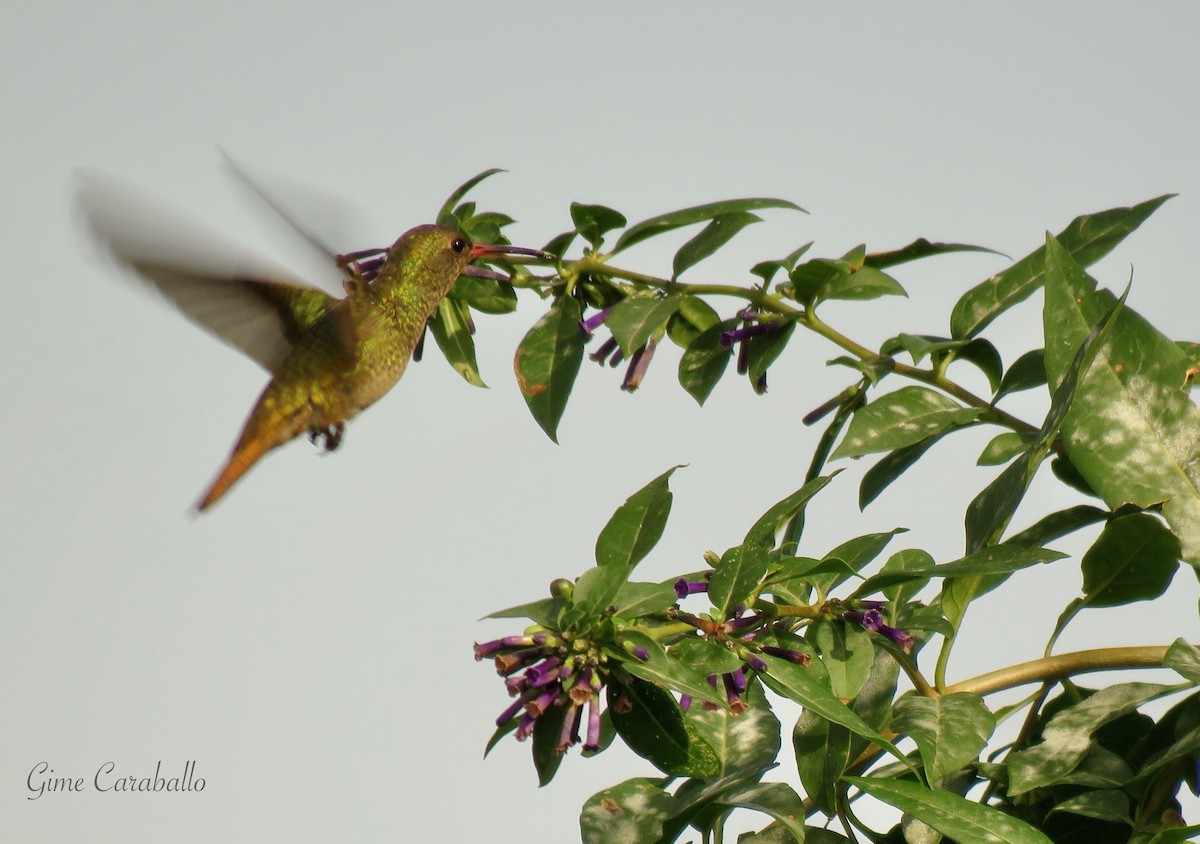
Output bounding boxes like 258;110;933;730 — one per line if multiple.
77;171;550;511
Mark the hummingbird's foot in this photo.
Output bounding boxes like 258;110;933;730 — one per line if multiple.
308;423;344;452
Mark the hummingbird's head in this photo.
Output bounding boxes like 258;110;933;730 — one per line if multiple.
384;225;552;297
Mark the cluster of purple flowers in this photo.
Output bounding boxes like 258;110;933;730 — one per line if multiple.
840;601;915;653
474;633;605;755
579;306;657;392
672;578;811;715
719;309;784;394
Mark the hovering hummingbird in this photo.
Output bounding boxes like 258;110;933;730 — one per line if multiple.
77;169;550;511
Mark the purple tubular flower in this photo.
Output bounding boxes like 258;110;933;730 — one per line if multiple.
721;613;763;633
679;694;692;712
557;703;582;754
473;635;536;660
569;669;594;705
744;653;768;673
524;688;559;718
844;609;884;632
621;339;656;392
879;624;915;653
719;321;781;348
579;307;613;340
674;577;709;599
723;673;747;715
515;714;537;741
761;645;812;666
589;336;623;366
583;694;602;752
495;697;527;727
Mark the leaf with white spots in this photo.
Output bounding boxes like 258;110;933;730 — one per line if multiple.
831;387;981;459
580;778;675;844
1006;682;1174;795
891;692;996;783
1042;235;1200;568
843;776;1054;844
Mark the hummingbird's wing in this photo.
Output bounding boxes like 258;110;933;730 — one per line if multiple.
76;171;340;373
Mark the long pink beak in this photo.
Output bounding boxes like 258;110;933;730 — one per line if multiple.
469;242;554;262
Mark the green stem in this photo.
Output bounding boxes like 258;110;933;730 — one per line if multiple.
944;645;1177;697
570;257;1039;436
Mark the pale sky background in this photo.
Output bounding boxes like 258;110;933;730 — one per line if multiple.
2;3;1198;841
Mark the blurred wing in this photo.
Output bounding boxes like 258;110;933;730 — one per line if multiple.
220;149;370;287
76;171;339;373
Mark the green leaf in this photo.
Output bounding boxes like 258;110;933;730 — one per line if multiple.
606;296;684;355
436;168;505;228
595;466;678;569
844;776;1053;844
977;432;1030;466
832;387;981;459
1164;638;1200;683
450;272;516;314
966;264;1129;551
709;544;769;617
745;474;837;548
580;778;675;844
760;655;908;767
1007;505;1109;547
612;197;806;255
855;544;1065;594
812;529;906;594
670;637;746;677
752;242;813;286
1141;826;1200;844
679;318;738;405
819;265;907;302
864;238;1006;270
427;297;485;386
448;274;517;314
891;692;995;782
712;782;808;842
617;631;727;708
542;229;577;258
1042;233;1200;568
531;702;568;785
793;707;850;815
859;428;959;509
880;548;935;608
744;321;796;388
483;596;564;627
574;564;636;616
994;349;1047;403
612;581;678;619
672;211;762;279
666;296;720;349
1080;513;1180;606
1046;789;1132;824
514;295;585;442
609;679;719;777
955;338;1005;393
1006;682;1174;795
787;259;842;305
570;202;627;248
811;620;875;700
685;682;781;780
950;194;1172;339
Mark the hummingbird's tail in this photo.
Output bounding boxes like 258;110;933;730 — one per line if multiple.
196;435;275;512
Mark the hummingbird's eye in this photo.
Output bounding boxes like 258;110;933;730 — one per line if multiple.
451;237;468;254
